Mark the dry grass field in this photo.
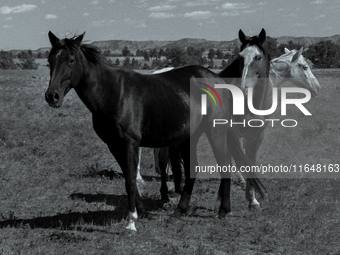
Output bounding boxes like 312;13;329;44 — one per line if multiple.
0;62;339;254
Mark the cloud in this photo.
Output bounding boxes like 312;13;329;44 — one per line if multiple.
183;11;212;19
149;12;176;19
149;5;177;11
90;0;99;5
88;19;115;27
45;14;57;19
185;0;221;7
221;11;240;17
136;23;147;28
310;0;325;3
0;4;37;14
315;14;326;19
292;23;305;27
243;9;257;14
221;2;249;9
3;24;13;29
283;13;296;17
83;13;90;16
4;16;12;20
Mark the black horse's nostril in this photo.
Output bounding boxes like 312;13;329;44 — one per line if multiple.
53;93;59;103
45;92;59;104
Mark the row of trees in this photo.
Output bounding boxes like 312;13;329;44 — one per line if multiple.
106;56;229;70
1;38;340;70
112;37;340;69
0;50;38;70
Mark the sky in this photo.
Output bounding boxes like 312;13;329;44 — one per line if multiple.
0;0;338;50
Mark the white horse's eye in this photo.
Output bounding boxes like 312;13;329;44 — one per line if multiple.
299;64;308;70
255;55;262;61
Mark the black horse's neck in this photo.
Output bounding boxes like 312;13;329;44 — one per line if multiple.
74;51;120;116
218;58;241;79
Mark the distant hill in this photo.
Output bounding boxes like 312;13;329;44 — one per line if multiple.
91;38;242;55
90;34;340;55
276;34;340;47
7;34;340;55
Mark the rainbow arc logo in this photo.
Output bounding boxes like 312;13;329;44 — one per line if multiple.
197;82;222;115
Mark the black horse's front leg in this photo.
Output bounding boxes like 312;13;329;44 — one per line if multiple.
93;116;143;231
244;132;264;210
107;141;142;231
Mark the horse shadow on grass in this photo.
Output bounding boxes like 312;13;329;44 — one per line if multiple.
97;169;173;182
0;193;166;230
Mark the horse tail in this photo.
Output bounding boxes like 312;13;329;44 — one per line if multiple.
227;127;266;198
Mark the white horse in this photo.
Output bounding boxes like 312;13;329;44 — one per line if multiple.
235;47;320;208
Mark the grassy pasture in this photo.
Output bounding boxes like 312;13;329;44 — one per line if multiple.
0;66;339;254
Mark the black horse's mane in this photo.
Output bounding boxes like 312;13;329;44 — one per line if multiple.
49;35;103;65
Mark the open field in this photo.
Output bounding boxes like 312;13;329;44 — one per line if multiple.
0;66;339;254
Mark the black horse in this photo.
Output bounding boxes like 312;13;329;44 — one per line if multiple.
149;29;270;209
45;31;265;231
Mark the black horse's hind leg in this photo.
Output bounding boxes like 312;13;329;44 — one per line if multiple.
173;132;200;218
169;144;183;194
206;128;231;218
217;150;232;201
158;147;170;201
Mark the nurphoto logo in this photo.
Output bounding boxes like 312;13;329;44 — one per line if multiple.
200;83;312;128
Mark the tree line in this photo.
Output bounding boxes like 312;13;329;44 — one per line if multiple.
1;37;340;70
107;37;340;69
0;50;39;70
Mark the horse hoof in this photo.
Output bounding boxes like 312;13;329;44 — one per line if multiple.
217;211;227;219
172;209;182;219
175;189;183;195
125;221;137;231
249;204;262;212
161;196;170;202
166;215;181;225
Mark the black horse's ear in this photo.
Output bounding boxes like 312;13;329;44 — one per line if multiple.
259;28;266;43
74;32;86;46
48;31;59;46
239;29;246;44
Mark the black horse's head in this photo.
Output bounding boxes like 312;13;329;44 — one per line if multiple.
237;28;269;91
45;31;101;108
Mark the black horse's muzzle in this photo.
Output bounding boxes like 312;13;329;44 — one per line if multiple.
45;91;61;108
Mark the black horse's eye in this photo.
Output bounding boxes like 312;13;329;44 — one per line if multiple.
70;59;75;64
56;52;61;58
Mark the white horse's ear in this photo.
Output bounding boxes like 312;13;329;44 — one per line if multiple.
292;47;303;63
284;48;290;54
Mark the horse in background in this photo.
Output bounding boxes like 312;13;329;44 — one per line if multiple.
239;46;320;207
139;29;271;207
138;34;321;211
